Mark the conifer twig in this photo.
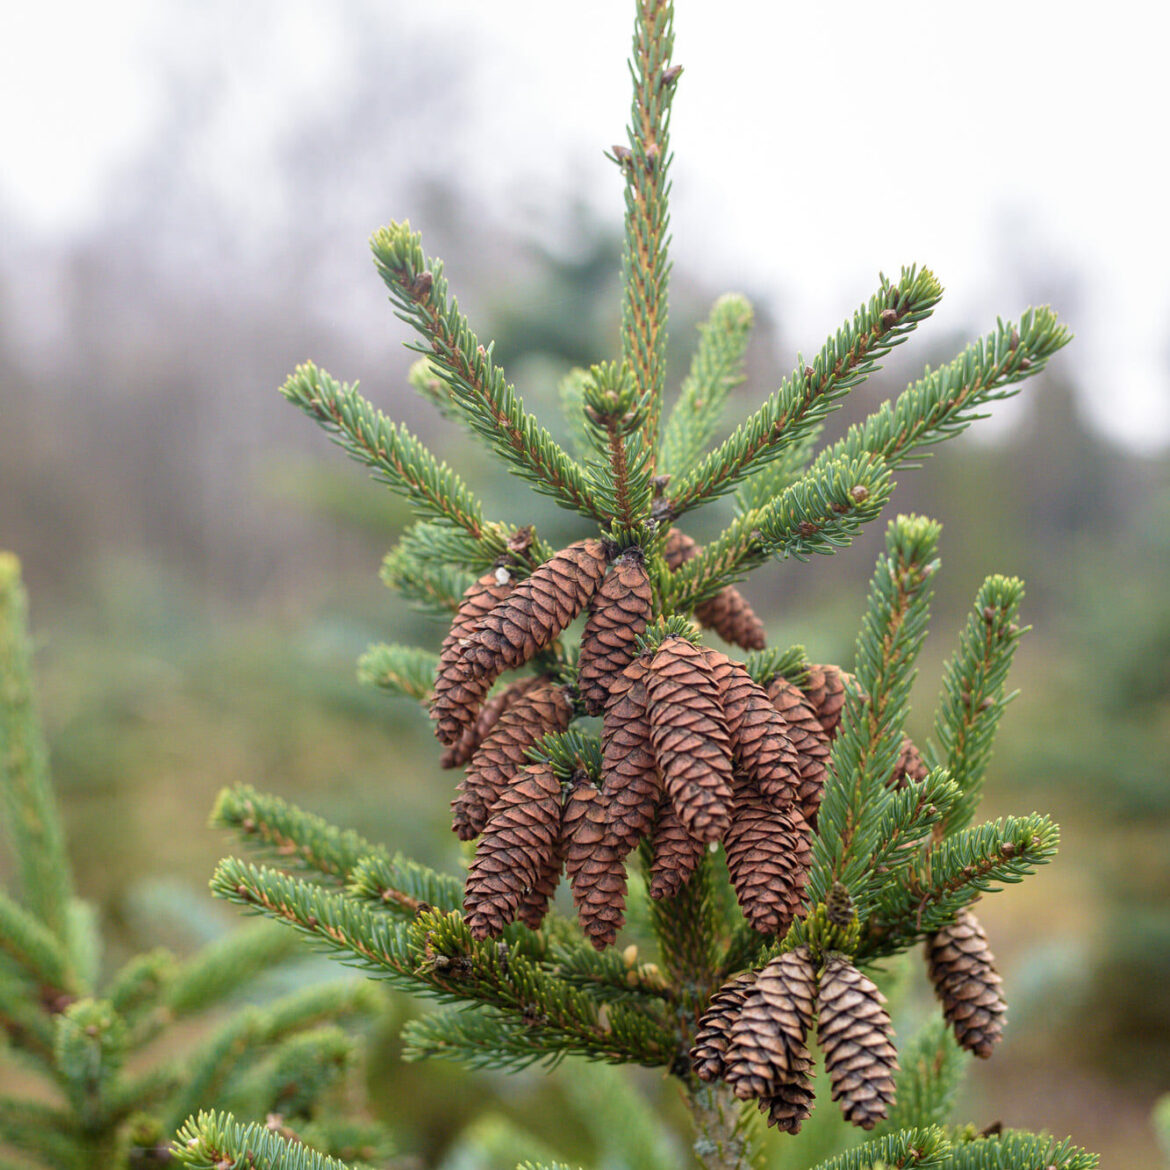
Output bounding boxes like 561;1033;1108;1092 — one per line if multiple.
667;267;943;517
616;0;677;461
369;223;601;521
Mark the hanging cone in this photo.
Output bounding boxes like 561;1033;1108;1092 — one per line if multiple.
705;650;801;806
691;971;758;1082
599;658;661;857
463;761;562;940
648;800;706;900
578;550;653;716
801;663;852;740
723;796;812;936
441;675;540;769
767;677;831;826
562;781;628;950
662;528;765;651
515;837;565;931
462;539;608;684
647;637;734;842
431;567;515;745
725;947;817;1100
817;954;898;1130
924;907;1006;1058
890;736;929;790
758;1066;815;1134
452;683;572;840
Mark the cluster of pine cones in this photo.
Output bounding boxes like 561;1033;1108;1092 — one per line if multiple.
428;533;848;949
691;906;1006;1133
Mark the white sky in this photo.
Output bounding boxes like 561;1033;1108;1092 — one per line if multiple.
2;1;1167;449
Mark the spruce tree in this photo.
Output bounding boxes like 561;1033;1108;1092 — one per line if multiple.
104;2;1096;1166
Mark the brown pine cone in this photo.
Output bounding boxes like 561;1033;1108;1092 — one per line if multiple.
648;800;706;900
691;971;758;1082
647;637;734;842
515;842;564;931
452;682;572;840
462;539;608;684
562;781;628;950
578;550;653;716
723;796;812;936
758;1066;815;1134
801;663;852;740
431;567;515;745
817;954;898;1130
767;677;831;826
463;761;562;939
599;658;661;857
925;908;1006;1058
662;528;765;651
440;675;540;770
890;735;929;790
725;947;817;1100
705;650;801;806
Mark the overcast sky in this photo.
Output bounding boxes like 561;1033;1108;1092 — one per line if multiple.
2;1;1166;449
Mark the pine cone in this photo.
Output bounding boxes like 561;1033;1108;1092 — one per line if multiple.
890;736;929;790
599;658;661;857
767;677;831;826
578;550;653;716
817;954;898;1130
648;800;706;900
706;650;800;805
691;971;757;1082
462;539;608;683
662;528;765;651
725;947;817;1100
452;682;572;840
647;637;734;842
801;663;851;740
440;675;539;769
758;1068;815;1134
562;781;628;950
515;841;564;931
925;908;1006;1058
463;761;562;939
431;567;515;745
723;797;812;936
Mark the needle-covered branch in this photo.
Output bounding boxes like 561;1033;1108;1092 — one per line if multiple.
173;1111;355;1170
814;308;1071;475
927;576;1027;833
370;223;601;519
281;362;508;558
667;456;893;610
617;0;677;458
660;293;753;478
356;643;437;703
668;267;942;517
809;517;941;913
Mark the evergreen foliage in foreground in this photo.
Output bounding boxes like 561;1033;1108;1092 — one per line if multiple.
0;556;392;1169
90;0;1089;1166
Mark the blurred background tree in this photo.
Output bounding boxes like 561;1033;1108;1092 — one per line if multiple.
1;3;1167;1165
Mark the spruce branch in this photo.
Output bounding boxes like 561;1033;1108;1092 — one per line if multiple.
732;429;821;516
211;785;387;884
280;362;508;555
55;999;126;1129
687;1083;763;1170
660;293;753;478
0;889;75;994
0;553;73;942
865;814;1060;956
346;853;463;921
812;308;1071;476
615;0;677;460
0;1098;81;1170
809;516;941;915
667;456;893;611
944;1131;1097;1170
557;367;594;459
927;576;1027;834
863;768;960;888
173;1110;357;1170
380;539;474;616
807;1127;952;1170
742;644;809;688
369;223;601;519
668;267;942;517
355;643;437;703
